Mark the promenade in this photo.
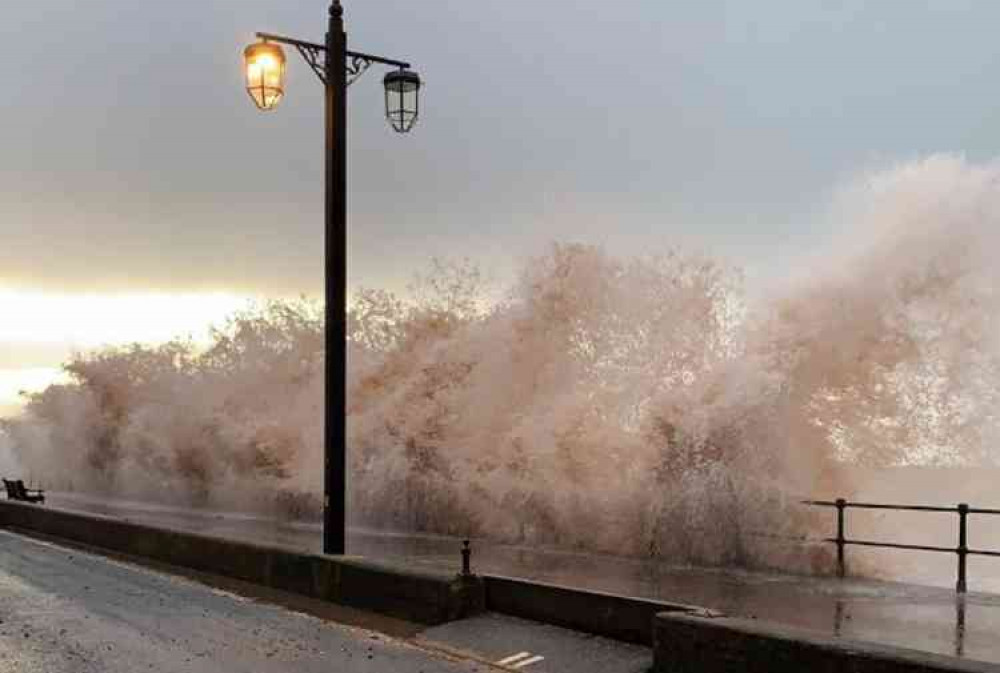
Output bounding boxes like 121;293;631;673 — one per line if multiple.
42;492;1000;664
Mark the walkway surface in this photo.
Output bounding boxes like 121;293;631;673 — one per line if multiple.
0;529;650;673
38;493;1000;664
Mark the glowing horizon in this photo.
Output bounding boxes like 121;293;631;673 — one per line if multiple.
0;289;255;347
0;289;258;414
0;367;67;415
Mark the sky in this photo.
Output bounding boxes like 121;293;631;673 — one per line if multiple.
3;0;1000;412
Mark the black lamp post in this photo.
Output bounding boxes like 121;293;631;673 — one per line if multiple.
244;1;421;555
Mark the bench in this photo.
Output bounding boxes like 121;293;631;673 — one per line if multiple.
2;479;44;504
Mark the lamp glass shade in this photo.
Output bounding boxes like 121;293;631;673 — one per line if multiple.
244;42;286;111
383;70;421;133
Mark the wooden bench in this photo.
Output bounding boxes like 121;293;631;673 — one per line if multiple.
2;479;44;504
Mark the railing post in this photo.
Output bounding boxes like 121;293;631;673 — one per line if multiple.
461;539;472;577
957;503;969;593
836;498;847;579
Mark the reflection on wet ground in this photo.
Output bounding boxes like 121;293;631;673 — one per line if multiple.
44;493;1000;663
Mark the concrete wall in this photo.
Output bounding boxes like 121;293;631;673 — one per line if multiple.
654;612;1000;673
0;501;483;625
0;500;696;643
484;574;695;645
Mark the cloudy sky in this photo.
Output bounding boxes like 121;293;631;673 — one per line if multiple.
3;0;1000;412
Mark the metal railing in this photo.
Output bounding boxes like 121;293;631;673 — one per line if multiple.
804;498;1000;593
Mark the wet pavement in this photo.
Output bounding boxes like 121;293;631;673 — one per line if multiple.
40;492;1000;664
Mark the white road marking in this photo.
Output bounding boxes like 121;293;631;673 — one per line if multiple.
512;654;545;668
496;651;532;666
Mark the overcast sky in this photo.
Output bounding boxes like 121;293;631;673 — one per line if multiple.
3;0;1000;409
6;0;1000;293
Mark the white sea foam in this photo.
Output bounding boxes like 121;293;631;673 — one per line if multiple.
3;155;1000;576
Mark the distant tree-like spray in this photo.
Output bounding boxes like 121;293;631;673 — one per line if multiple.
4;155;1000;573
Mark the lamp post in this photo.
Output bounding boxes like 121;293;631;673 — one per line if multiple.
243;1;421;555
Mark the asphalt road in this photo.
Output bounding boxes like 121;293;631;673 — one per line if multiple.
0;530;653;673
421;614;651;673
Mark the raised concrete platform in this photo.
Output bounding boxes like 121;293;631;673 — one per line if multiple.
0;500;483;625
654;611;1000;673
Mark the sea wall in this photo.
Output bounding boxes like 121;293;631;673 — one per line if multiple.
0;500;483;625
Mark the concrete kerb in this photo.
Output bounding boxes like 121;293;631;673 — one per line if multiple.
0;501;483;625
654;611;1000;673
483;574;700;645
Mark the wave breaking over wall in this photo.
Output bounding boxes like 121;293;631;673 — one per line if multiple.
4;155;1000;574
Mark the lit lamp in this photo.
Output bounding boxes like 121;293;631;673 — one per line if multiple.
244;41;287;111
383;70;421;133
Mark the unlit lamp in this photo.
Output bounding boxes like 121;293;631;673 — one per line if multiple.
244;41;287;111
383;69;421;133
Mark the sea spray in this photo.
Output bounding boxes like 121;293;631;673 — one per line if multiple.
3;155;1000;576
0;431;22;477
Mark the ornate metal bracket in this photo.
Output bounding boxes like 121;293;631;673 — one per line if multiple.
346;54;373;87
290;45;378;87
292;46;373;87
294;44;328;85
256;32;410;89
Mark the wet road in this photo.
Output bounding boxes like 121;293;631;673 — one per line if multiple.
42;492;1000;664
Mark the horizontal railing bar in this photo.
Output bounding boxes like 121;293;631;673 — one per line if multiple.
804;500;990;514
847;503;956;512
829;540;1000;557
825;538;956;554
806;496;1000;593
969;549;1000;558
